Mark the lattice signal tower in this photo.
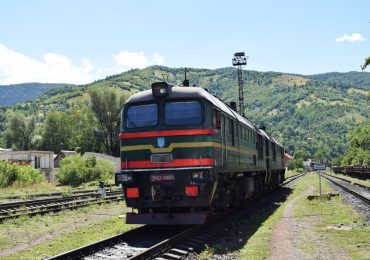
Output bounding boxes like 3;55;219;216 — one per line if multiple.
232;52;248;116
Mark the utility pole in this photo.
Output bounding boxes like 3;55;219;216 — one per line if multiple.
232;52;248;116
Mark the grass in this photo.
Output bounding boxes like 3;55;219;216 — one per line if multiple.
294;173;370;259
197;173;369;259
237;199;286;259
0;180;117;201
347;88;369;96
285;170;300;178
272;74;308;87
198;187;294;260
0;201;138;259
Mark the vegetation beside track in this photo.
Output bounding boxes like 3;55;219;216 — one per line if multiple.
198;173;369;259
284;170;301;178
293;173;369;259
0;160;44;187
0;201;138;259
0;180;117;200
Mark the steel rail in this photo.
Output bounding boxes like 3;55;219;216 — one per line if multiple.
321;173;370;206
0;185;115;200
130;172;306;260
324;173;369;190
45;172;306;260
0;191;122;210
0;192;123;222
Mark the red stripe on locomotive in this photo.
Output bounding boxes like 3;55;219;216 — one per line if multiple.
121;158;215;169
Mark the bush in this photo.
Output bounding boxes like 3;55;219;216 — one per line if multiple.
288;158;304;170
56;154;114;187
0;160;44;187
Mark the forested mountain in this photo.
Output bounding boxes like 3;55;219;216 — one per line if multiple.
0;83;71;107
305;71;370;88
2;66;369;163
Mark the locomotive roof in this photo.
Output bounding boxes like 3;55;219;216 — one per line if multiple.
258;129;283;147
126;85;257;130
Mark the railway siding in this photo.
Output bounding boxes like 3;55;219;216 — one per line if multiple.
327;170;370;189
0;190;124;222
322;173;370;223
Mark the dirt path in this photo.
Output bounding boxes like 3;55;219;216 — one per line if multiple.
270;185;314;260
270;182;353;260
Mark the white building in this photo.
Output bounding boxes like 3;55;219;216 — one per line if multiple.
0;151;56;182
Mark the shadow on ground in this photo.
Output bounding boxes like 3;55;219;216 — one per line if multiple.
206;187;293;255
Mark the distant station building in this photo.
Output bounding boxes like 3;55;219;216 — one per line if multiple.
0;150;56;182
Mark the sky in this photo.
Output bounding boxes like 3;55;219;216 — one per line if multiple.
0;0;369;84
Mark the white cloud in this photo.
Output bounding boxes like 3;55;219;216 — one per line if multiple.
0;44;166;85
0;43;96;84
152;52;164;65
113;50;164;69
335;33;366;43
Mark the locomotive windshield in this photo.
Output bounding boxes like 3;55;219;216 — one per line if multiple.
126;103;158;128
165;101;202;125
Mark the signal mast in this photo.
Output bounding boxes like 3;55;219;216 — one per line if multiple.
232;52;248;116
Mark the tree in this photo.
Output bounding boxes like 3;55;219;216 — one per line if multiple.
340;124;370;165
64;105;101;153
40;111;70;152
361;56;370;71
2;112;35;150
288;158;304;170
88;88;128;155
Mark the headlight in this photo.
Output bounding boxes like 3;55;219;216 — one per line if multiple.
191;170;209;180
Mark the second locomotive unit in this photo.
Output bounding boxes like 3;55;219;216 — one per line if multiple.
116;80;285;224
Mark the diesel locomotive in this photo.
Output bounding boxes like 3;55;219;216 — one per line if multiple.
116;81;285;224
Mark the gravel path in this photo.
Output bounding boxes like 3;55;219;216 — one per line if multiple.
269;184;314;259
183;183;297;260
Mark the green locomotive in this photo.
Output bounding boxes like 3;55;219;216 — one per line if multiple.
116;81;285;224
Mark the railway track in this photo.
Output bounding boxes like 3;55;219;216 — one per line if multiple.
284;172;307;184
325;173;369;190
0;185;115;201
0;190;123;222
46;172;306;260
321;173;370;206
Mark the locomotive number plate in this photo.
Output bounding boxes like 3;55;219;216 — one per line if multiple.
150;174;175;182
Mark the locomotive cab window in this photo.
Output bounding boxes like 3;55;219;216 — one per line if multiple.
126;103;158;128
165;101;202;125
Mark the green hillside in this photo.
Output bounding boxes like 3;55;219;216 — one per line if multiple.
6;66;370;162
0;83;71;107
305;71;370;88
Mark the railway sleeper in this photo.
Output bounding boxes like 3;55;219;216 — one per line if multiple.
169;248;189;255
162;252;183;259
